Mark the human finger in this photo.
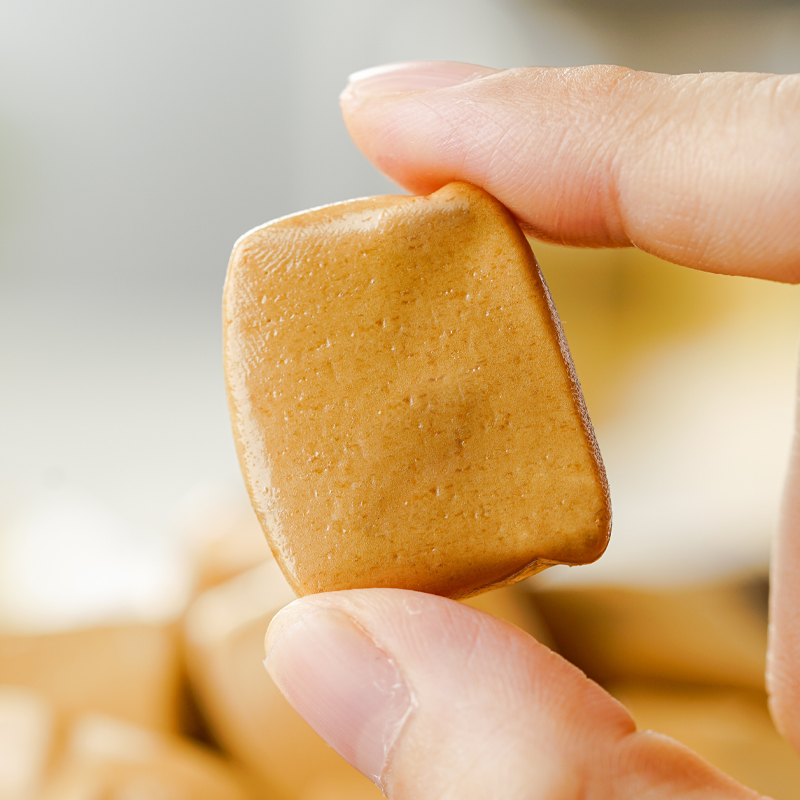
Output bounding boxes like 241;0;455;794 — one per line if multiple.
265;589;759;799
340;62;800;281
768;366;800;754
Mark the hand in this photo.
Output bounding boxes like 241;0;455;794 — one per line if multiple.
264;62;800;799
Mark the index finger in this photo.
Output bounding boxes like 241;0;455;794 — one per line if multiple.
340;62;800;282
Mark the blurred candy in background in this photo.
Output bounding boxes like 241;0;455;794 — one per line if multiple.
1;0;800;797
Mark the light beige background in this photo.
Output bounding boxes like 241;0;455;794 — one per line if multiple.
1;0;799;628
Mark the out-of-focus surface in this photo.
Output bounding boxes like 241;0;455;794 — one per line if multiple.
535;244;800;586
41;714;255;800
0;686;53;799
183;558;381;800
0;623;182;736
532;576;769;690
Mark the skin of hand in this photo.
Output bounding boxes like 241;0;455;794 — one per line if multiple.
264;62;800;799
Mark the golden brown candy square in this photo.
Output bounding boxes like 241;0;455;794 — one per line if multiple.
223;182;610;598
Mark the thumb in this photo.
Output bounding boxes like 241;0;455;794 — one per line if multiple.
265;589;758;799
340;62;800;281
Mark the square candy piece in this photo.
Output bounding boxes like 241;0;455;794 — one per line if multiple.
223;182;610;598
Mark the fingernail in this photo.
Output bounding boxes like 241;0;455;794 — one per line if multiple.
343;60;499;102
265;603;413;788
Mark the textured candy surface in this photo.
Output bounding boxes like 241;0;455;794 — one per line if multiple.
223;182;610;598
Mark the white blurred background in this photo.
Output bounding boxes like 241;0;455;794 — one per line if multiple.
1;0;800;630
